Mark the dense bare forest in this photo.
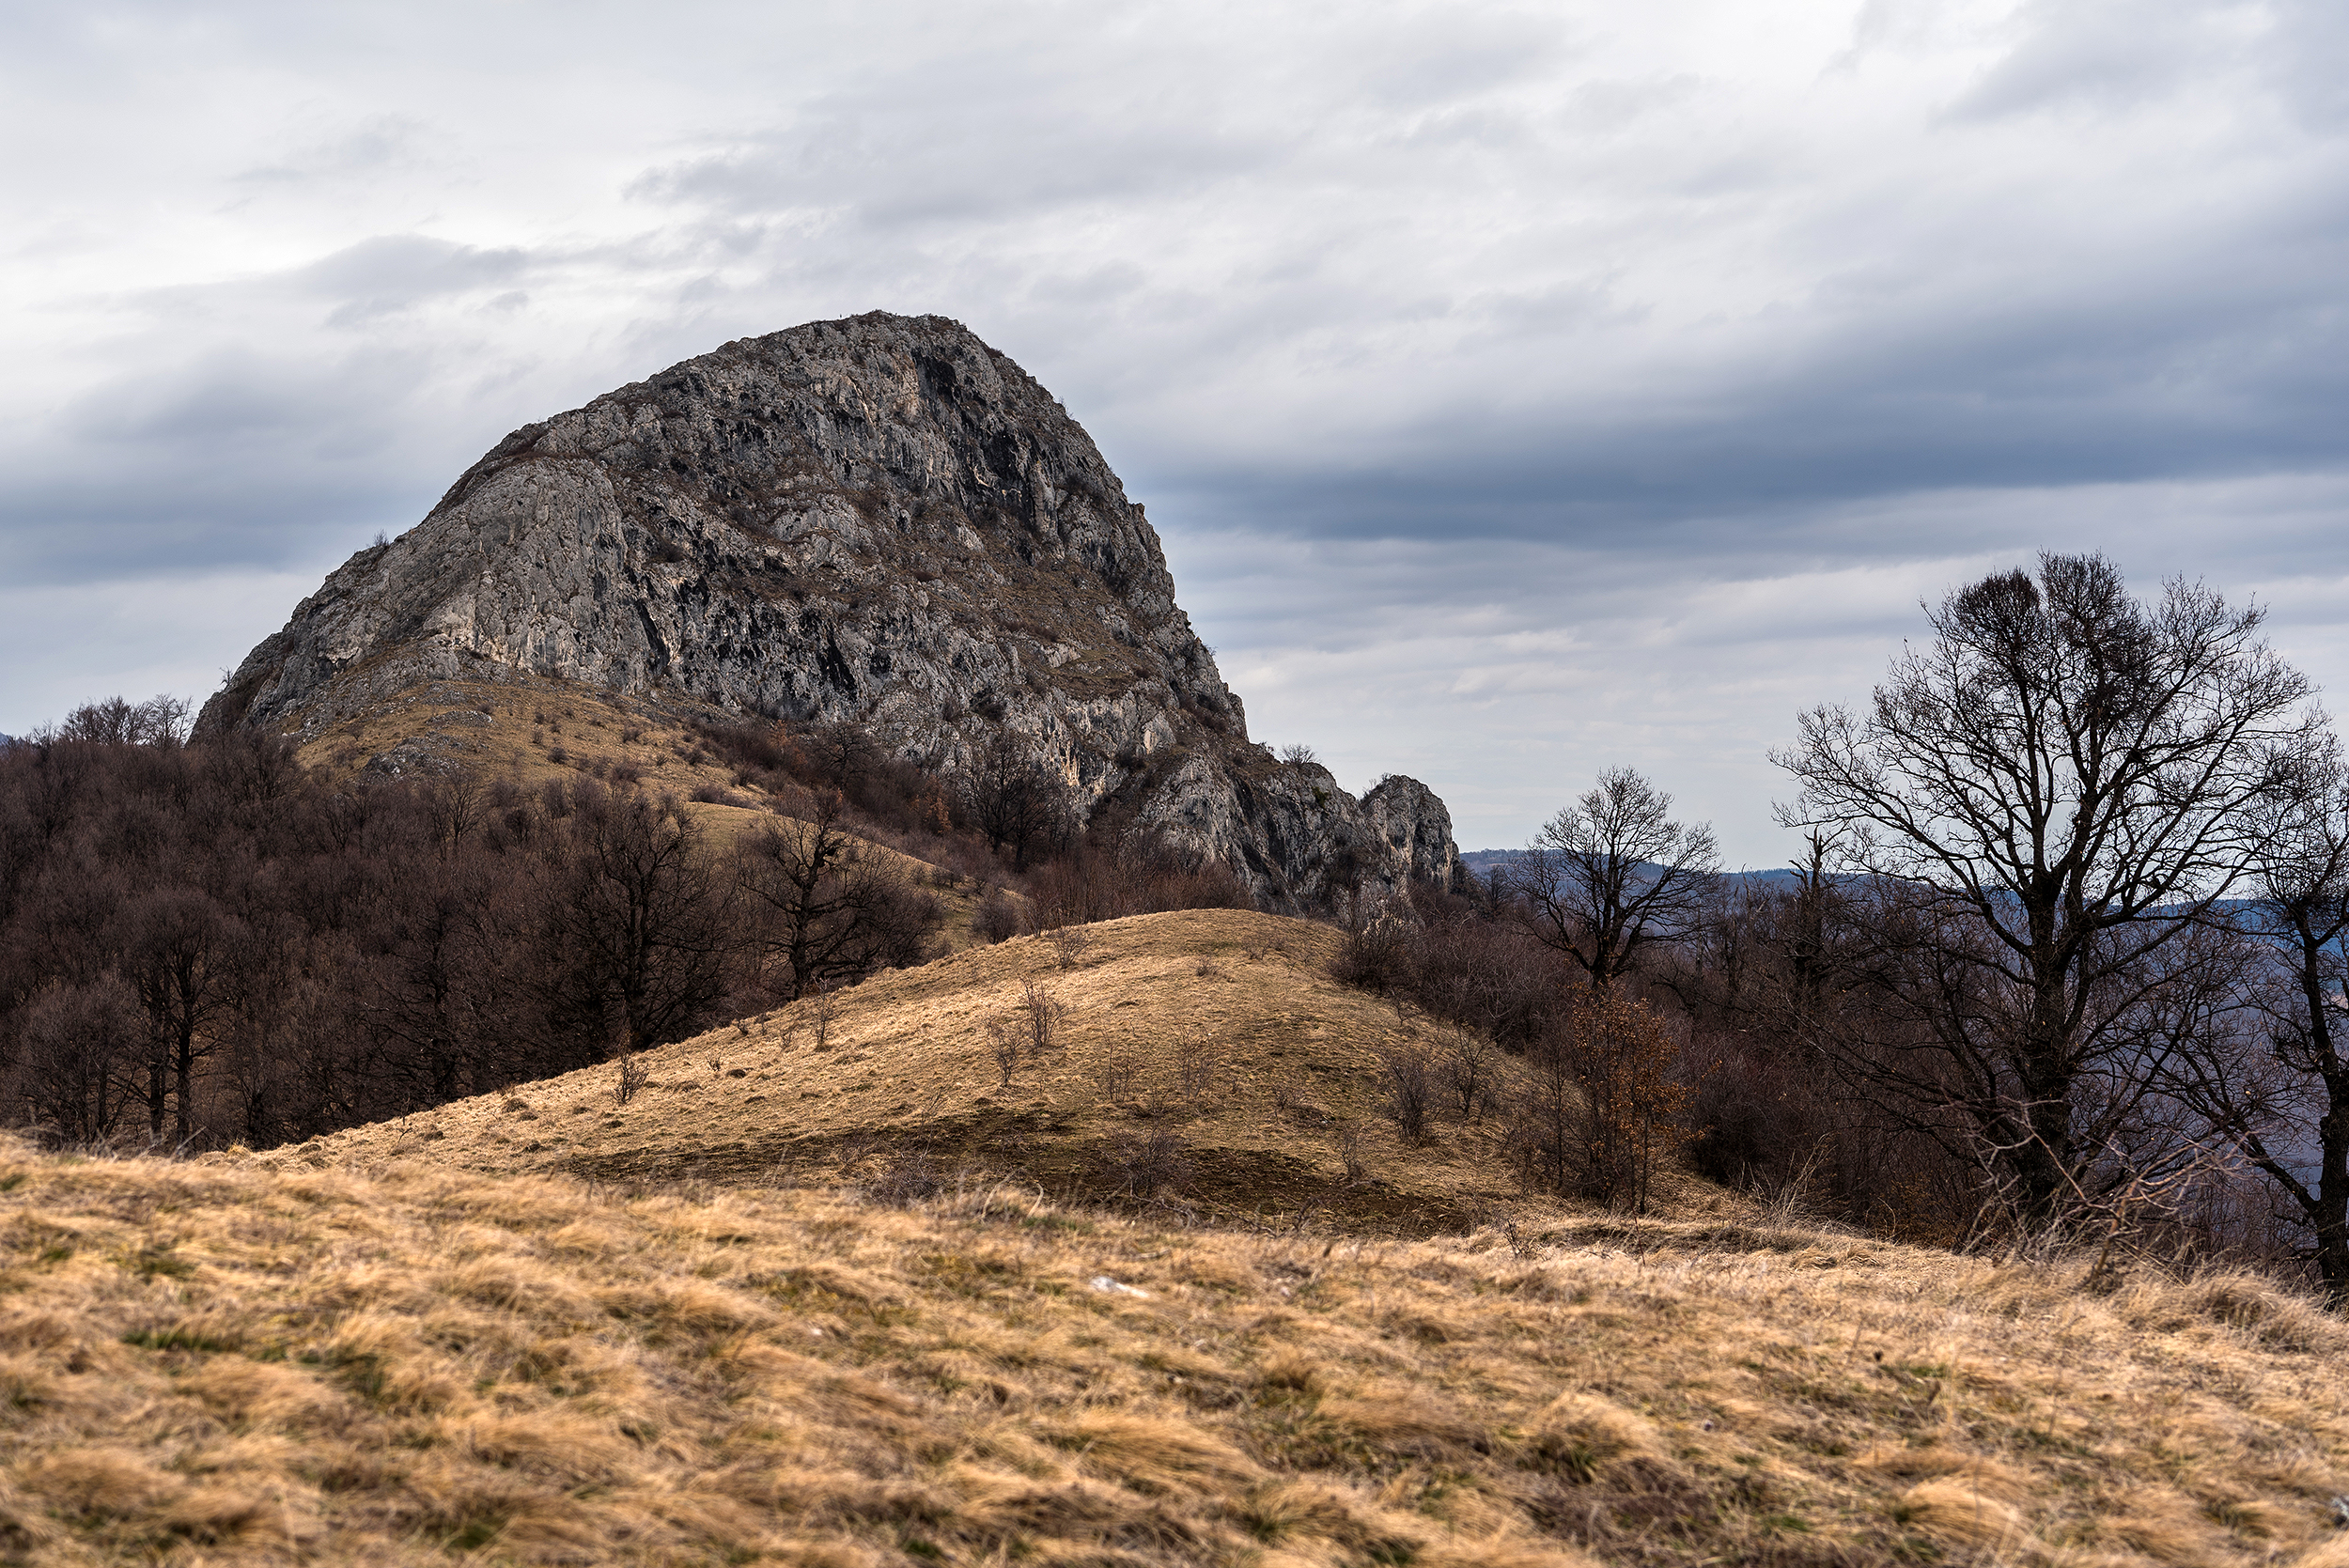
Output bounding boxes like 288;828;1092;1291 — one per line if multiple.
0;698;1238;1153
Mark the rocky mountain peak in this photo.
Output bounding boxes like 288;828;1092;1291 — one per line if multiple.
201;311;1460;908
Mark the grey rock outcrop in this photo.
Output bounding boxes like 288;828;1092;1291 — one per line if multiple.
202;312;1460;908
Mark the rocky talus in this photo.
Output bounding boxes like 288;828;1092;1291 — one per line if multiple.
201;312;1460;908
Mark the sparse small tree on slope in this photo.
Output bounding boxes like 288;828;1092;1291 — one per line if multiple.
1509;988;1687;1214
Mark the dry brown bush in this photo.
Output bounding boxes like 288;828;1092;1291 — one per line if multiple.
1509;990;1689;1213
1377;1039;1438;1142
1044;924;1094;970
1104;1127;1192;1198
609;1053;650;1108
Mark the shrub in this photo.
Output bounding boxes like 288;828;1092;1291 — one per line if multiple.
976;888;1024;943
1507;991;1688;1214
1377;1041;1436;1142
1105;1128;1191;1198
1045;924;1094;970
1329;917;1414;993
612;1053;651;1108
1439;1028;1501;1122
865;1150;946;1206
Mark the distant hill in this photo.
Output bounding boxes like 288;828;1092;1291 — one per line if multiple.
1460;848;1799;886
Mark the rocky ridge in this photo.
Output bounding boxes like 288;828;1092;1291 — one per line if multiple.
202;312;1460;908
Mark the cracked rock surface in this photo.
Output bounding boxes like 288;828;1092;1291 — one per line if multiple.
202;312;1460;908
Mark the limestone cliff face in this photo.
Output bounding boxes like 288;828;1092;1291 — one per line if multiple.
202;312;1459;908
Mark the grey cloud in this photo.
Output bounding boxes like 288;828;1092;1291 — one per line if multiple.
1951;0;2244;121
233;114;432;184
66;344;431;448
1161;471;2349;856
10;0;2349;849
1557;75;1703;135
0;473;417;586
300;236;534;325
8;338;470;586
1349;13;1572;109
2263;0;2349;128
629;110;1273;231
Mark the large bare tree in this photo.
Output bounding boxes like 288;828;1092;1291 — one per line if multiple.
1775;552;2318;1217
530;784;742;1059
1504;766;1719;991
2153;742;2349;1302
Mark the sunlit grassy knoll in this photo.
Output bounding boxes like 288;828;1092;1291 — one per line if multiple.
297;909;1607;1231
0;1140;2345;1564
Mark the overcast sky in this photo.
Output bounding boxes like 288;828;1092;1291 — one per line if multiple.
3;0;2345;863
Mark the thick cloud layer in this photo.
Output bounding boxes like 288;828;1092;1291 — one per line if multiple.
3;0;2345;861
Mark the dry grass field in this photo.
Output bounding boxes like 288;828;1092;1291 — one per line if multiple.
12;874;2345;1562
295;910;1654;1232
0;1136;2344;1565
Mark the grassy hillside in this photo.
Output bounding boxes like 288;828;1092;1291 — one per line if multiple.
288;674;746;798
0;1139;2344;1565
14;905;2341;1566
297;909;1657;1232
283;671;1007;949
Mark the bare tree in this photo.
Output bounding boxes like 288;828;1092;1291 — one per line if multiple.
1377;1039;1436;1141
41;694;192;748
1438;1025;1501;1122
125;884;245;1144
959;730;1070;871
1506;989;1688;1214
804;984;840;1051
11;975;139;1142
612;1051;652;1108
1776;553;2320;1218
2152;740;2349;1302
530;784;741;1059
736;790;940;1001
983;980;1063;1091
1504;767;1719;991
986;1017;1022;1090
1010;977;1066;1058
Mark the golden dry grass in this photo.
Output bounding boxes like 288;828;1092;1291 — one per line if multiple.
0;1141;2343;1565
298;909;1649;1231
